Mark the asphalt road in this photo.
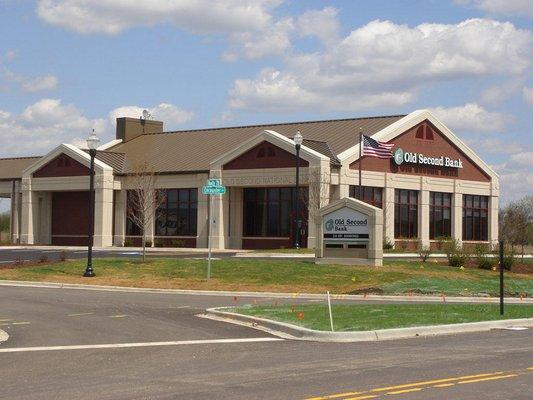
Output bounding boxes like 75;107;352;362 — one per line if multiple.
1;285;531;400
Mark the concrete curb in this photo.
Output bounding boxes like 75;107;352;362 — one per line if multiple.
0;279;531;303
0;329;9;344
205;307;533;342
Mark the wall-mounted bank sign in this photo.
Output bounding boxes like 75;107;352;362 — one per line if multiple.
323;207;369;241
393;148;463;169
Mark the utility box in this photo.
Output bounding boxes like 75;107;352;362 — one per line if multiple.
316;197;383;266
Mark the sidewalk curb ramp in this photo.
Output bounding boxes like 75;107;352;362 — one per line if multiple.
0;329;8;344
204;307;533;343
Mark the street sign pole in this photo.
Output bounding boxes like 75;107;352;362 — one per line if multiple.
499;240;504;316
207;194;212;280
202;179;226;280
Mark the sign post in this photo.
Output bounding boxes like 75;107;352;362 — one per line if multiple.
202;179;226;279
499;240;504;316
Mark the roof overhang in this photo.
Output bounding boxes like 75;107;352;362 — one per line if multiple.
22;144;113;178
338;109;498;181
210;129;330;170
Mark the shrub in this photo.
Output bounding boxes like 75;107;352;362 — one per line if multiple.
435;236;450;251
445;238;470;268
154;238;165;247
124;238;134;247
398;238;409;251
474;243;493;270
59;250;68;262
418;244;431;262
383;237;394;250
144;240;152;248
38;255;48;263
171;239;185;248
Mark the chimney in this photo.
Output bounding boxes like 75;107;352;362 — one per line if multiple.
116;117;164;142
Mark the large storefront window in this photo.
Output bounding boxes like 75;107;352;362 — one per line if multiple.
349;185;383;208
429;192;451;239
394;189;418;238
243;187;307;237
463;195;488;241
156;189;198;236
126;190;141;236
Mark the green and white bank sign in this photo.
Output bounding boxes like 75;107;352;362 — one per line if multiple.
393;148;463;169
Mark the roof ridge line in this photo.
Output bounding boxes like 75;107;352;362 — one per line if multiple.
0;156;42;161
138;114;408;137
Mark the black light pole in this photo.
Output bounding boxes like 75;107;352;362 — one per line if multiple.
84;130;100;277
293;131;303;249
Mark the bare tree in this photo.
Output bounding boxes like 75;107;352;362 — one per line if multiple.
302;168;330;250
499;195;533;258
126;161;166;262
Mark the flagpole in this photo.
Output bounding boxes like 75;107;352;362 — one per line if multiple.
358;127;363;200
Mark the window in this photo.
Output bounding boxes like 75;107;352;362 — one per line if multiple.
126;190;141;236
430;192;451;239
463;195;488;241
156;188;198;236
349;186;383;208
243;187;307;237
394;189;418;238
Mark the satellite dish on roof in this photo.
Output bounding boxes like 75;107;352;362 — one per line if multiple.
142;109;151;120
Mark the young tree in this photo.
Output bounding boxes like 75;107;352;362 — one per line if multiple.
126;161;166;262
302;168;330;250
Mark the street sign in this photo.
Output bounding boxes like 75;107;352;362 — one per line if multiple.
202;186;226;195
206;179;221;187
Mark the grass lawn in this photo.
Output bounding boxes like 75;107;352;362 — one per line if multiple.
233;303;533;331
0;257;531;296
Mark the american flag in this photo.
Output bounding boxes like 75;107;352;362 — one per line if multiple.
362;135;394;158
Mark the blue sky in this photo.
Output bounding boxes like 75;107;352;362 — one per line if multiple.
0;0;531;210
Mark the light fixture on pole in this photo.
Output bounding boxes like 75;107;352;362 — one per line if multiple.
84;129;100;277
293;131;303;249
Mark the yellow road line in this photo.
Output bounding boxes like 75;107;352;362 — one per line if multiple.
385;388;422;395
527;367;533;371
12;322;31;325
433;383;455;388
344;396;378;400
109;315;128;318
370;372;503;392
305;392;361;400
67;312;94;317
458;374;518;385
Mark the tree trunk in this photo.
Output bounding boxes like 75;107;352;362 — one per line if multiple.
142;231;146;263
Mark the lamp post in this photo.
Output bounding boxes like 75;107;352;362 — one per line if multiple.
293;131;303;249
84;129;100;277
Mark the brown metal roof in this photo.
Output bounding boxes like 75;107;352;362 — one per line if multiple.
0;156;42;180
111;115;404;174
82;150;126;173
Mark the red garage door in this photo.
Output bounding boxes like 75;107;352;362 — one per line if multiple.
51;191;90;246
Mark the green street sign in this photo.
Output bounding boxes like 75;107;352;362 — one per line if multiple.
206;179;221;187
202;185;226;195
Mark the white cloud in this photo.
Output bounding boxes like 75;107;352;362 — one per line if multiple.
223;17;294;61
5;50;17;61
523;86;533;106
493;159;533;203
21;74;58;92
465;137;524;154
0;99;192;157
297;7;340;46
480;79;523;105
455;0;533;18
430;103;512;132
510;151;533;165
230;18;531;112
36;0;280;35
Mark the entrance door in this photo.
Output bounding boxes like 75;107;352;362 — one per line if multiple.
51;191;90;245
